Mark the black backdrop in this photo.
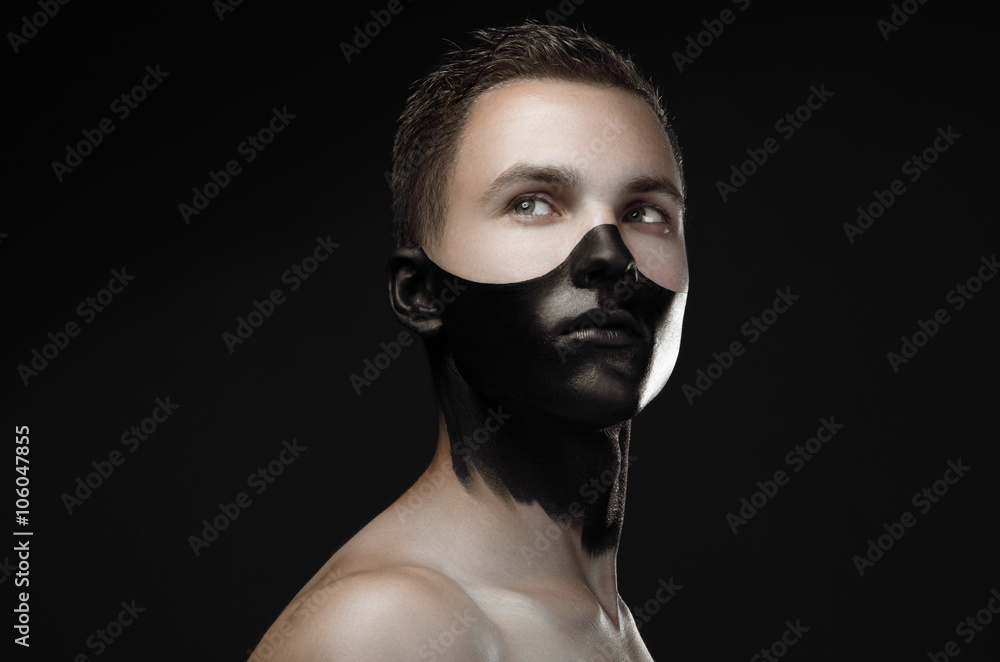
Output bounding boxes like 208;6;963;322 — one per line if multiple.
5;0;999;660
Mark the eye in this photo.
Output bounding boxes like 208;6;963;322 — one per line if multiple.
623;205;671;233
510;195;558;218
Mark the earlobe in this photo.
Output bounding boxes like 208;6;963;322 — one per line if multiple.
386;247;445;338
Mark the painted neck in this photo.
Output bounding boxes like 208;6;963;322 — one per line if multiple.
429;341;632;558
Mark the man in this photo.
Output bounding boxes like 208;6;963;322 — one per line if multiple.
254;21;688;660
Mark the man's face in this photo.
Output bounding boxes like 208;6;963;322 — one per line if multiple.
423;78;688;424
426;78;688;292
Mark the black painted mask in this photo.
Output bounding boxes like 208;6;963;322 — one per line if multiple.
390;223;686;554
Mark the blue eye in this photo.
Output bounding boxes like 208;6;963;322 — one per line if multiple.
623;205;671;232
511;196;556;217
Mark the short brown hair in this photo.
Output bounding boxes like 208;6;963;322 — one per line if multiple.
390;20;685;248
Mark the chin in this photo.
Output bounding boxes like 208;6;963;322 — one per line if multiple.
478;353;647;429
555;322;684;427
559;383;643;429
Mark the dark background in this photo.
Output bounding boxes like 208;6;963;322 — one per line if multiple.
5;0;998;660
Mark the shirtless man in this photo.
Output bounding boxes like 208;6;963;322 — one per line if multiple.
253;21;689;661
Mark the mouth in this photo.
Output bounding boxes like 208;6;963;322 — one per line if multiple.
558;308;648;346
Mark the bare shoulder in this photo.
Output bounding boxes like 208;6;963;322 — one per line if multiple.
255;564;502;661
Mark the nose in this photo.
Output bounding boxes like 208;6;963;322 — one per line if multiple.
569;224;638;289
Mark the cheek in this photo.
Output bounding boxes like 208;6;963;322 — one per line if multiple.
665;247;690;293
622;232;689;293
425;223;484;279
432;220;583;284
639;293;687;409
443;289;553;393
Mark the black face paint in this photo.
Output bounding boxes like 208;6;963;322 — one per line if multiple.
404;224;685;556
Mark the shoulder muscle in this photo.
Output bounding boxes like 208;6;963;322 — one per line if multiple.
254;566;500;661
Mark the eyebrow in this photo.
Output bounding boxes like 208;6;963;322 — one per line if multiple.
480;163;685;210
620;175;686;210
479;164;580;205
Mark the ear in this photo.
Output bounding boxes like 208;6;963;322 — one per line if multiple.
386;246;445;338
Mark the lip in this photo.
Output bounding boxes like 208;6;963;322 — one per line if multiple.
558;309;648;345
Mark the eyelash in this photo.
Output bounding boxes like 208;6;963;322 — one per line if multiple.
506;193;673;225
508;194;558;217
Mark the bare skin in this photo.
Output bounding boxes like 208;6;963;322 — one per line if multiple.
257;413;652;661
258;417;652;662
253;80;686;661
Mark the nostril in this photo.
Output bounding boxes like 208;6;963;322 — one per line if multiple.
620;263;638;286
583;258;637;285
583;261;614;285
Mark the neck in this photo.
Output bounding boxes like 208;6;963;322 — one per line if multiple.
427;343;632;615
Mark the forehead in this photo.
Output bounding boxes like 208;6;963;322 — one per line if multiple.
452;78;678;193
